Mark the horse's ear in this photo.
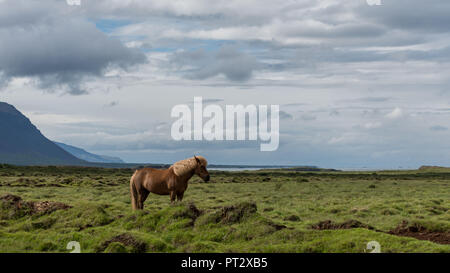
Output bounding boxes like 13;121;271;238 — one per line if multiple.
194;155;200;164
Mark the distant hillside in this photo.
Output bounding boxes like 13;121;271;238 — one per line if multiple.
418;165;450;171
54;142;124;164
0;102;86;166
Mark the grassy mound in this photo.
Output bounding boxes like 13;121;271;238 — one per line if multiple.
0;194;71;220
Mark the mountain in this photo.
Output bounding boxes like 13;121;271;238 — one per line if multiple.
54;142;124;164
0;102;86;166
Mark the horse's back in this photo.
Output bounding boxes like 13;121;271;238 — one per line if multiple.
132;167;171;195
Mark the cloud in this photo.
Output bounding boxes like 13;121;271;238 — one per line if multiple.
385;107;403;119
363;122;382;129
0;0;146;95
299;113;316;121
171;45;260;81
356;97;391;103
279;111;293;120
283;103;307;107
329;110;340;116
358;0;450;33
95;0;450;86
430;125;448;132
104;101;119;108
188;98;224;104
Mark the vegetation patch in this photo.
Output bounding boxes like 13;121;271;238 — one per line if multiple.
200;202;258;225
0;194;71;219
388;221;450;245
97;233;147;253
311;220;375;230
284;215;301;222
173;202;202;221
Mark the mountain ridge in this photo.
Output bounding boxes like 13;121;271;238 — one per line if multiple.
54;141;124;164
0;102;86;166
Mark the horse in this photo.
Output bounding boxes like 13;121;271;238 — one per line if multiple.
129;155;210;210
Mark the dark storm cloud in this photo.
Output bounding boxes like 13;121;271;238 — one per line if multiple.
171;45;260;82
0;0;62;28
0;0;146;95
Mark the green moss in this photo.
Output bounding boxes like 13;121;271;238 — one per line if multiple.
38;241;57;252
104;242;128;253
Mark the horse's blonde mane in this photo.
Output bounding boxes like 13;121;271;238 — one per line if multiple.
172;156;208;176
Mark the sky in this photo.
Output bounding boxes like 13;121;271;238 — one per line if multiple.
1;0;450;169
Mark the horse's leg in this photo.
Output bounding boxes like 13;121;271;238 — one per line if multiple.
139;189;150;209
176;192;184;202
170;191;176;204
130;177;139;210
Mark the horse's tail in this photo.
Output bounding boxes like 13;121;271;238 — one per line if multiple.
130;170;139;210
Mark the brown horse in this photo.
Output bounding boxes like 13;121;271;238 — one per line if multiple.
130;155;210;210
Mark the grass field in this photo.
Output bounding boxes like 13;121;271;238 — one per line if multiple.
0;164;449;253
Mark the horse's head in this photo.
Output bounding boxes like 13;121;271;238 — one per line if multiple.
194;155;210;182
